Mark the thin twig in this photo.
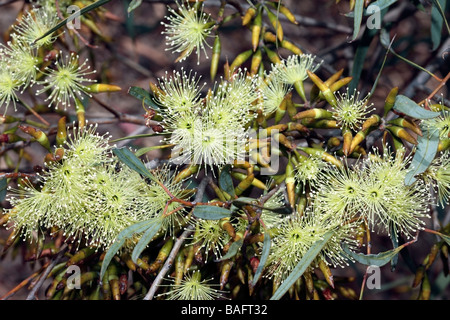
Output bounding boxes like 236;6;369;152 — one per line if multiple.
0;172;36;180
144;176;212;300
359;219;371;300
25;244;68;300
0;261;50;300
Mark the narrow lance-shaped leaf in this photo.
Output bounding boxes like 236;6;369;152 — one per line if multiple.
100;219;156;280
219;164;235;197
192;205;232;220
393;95;440;120
404;126;439;185
229;197;256;212
342;241;409;267
112;147;157;183
351;0;364;41
215;238;244;262
128;0;143;15
389;223;399;271
367;25;391;98
128;86;161;111
34;0;113;43
349;7;387;93
430;0;448;50
111;133;169;143
435;232;450;246
131;219;163;263
135;145;173;157
0;179;7;202
252;232;271;286
346;0;398;16
380;29;441;79
270;230;335;300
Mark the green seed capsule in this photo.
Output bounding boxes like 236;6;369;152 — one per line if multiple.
274;92;290;124
268;2;298;25
265;6;283;42
264;46;281;64
229;49;253;74
281;39;303;55
349;127;370;155
298;146;343;168
307;71;337;108
384;87;398;117
286;158;295;208
66;247;96;267
242;7;257;26
386;126;418;145
74;98;86;129
148;237;174;274
86;83;121;93
210;35;221;81
174;250;185;286
250;49;262;76
387;117;422;136
56;116;67;147
18;125;51;152
342;127;353;156
293;108;334;121
220;260;234;290
252;9;263;51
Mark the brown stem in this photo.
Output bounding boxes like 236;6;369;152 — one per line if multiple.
0;261;50;300
25;244;68;300
143;177;211;300
0;172;36;180
419;72;450;109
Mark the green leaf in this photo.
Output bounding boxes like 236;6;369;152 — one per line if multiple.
128;0;143;15
349;6;388;92
431;0;447;50
393;95;440;120
349;26;379;93
404;126;439;185
193;205;232;220
100;238;125;283
342;243;405;267
351;0;365;41
131;219;163;263
264;206;293;215
215;238;244;262
380;28;443;79
128;86;160;111
100;219;155;280
252;232;271;286
230;197;256;211
436;232;450;246
270;230;335;300
346;0;398;17
111;133;169;143
0;179;7;202
34;0;113;44
389;223;399;271
367;23;391;97
219;164;235;197
135;145;173;157
112;147;157;183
